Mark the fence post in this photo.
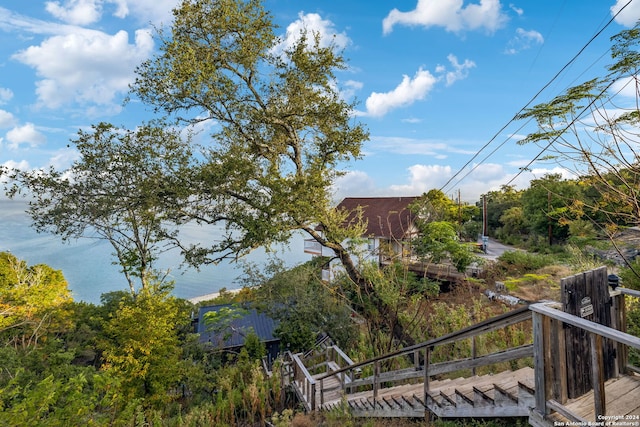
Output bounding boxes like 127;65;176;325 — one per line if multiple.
533;311;548;415
373;360;380;400
471;336;477;375
424;346;432;422
589;333;606;418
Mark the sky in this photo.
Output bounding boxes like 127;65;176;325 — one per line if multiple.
1;0;640;204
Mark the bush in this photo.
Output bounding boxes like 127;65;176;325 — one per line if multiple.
497;250;557;273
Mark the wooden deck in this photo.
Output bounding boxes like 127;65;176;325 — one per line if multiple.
530;374;640;426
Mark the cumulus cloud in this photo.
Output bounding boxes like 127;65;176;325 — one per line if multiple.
6;123;47;149
46;0;102;25
383;0;508;35
12;28;154;110
273;12;351;55
0;110;16;128
332;171;379;201
365;68;437;117
363;55;474;117
611;0;640;27
504;28;543;55
389;164;453;195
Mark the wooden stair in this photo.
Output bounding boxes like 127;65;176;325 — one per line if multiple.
321;366;535;418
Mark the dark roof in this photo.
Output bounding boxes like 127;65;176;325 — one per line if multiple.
336;197;418;240
197;303;279;348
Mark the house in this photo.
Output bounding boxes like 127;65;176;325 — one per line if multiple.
304;197;420;278
195;303;281;367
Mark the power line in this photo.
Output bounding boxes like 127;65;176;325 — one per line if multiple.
440;0;635;194
505;70;634;187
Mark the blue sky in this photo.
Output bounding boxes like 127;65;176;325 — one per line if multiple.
1;0;639;203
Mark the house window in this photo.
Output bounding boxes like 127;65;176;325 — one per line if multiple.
368;238;375;252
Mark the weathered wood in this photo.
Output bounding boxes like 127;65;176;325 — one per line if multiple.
373;360;380;400
589;333;606;418
546;399;589;423
533;311;547;414
550;317;568;403
561;266;615;398
428;344;533;376
529;303;640;349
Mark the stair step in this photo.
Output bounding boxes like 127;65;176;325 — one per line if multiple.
473;385;495;405
455;389;475;407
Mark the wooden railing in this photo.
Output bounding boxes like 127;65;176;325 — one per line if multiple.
286;351;316;411
312;305;534;409
529;292;640;423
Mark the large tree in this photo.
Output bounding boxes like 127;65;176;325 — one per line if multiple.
129;0;436;349
3;123;193;295
130;0;367;270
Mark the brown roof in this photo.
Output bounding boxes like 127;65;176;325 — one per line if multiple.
336;197;418;240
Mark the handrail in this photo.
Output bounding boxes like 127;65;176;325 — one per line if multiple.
530;301;640;422
288;351;317;410
290;352;316;386
331;344;355;367
530;303;640;349
619;287;640;298
316;305;532;381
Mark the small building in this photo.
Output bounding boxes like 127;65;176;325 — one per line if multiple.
304;197;419;279
195;303;281;367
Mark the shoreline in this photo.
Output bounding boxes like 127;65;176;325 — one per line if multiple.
187;287;243;304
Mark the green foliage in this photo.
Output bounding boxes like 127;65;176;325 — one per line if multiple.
413;221;479;272
99;284;189;408
3;123;193;295
129;0;368;267
497;250;557;273
0;252;72;349
520;174;583;243
247;259;358;352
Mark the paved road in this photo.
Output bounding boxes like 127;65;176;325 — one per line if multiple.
478;237;519;261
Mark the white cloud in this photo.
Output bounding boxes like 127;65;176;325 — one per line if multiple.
332;170;379;201
504;28;543;55
0;110;16;128
365;68;437;117
46;0;102;25
12;28;154;110
48;148;80;169
364;55;474;117
44;0;178;26
611;0;640;27
0;88;13;104
437;54;476;86
509;4;523;16
274;12;350;55
610;76;639;99
6;123;47;149
383;0;508;35
389;164;453;195
1;159;30;171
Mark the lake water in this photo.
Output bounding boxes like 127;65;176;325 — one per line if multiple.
0;199;309;304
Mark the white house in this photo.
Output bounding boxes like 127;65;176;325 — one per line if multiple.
304;197;420;280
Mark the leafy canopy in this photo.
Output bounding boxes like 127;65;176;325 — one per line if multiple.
130;0;368;266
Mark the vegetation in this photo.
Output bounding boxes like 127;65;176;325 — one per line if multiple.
2;1;640;425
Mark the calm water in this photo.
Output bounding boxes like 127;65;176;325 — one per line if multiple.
0;200;308;304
